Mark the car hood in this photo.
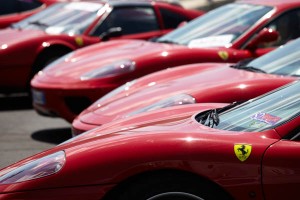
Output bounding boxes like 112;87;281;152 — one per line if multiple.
39;40;193;82
82;63;295;125
69;103;229;143
0;28;46;46
0;103;281;193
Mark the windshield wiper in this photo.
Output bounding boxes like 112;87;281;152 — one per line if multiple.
198;109;220;128
230;58;253;69
155;39;179;44
241;66;266;73
230;62;266;74
196;101;244;128
29;21;49;28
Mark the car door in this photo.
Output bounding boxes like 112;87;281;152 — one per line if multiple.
89;6;163;41
262;116;300;200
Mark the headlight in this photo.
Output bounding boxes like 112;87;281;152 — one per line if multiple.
80;59;135;80
126;93;196;117
0;151;65;185
44;52;74;70
88;80;136;110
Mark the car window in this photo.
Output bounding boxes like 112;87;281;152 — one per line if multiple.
18;0;43;12
212;82;300;132
262;9;300;47
91;7;159;36
245;38;300;76
13;2;103;35
0;0;43;15
159;8;188;29
157;3;273;47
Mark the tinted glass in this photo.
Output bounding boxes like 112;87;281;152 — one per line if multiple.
159;8;188;29
264;9;300;47
157;3;272;47
18;0;43;12
92;7;159;36
0;0;42;15
13;2;103;35
247;38;300;76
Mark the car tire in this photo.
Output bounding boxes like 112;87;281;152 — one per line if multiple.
31;49;70;77
27;48;71;91
107;171;232;200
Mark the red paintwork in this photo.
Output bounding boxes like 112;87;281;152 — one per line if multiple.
0;1;201;93
72;61;296;133
31;0;300;122
0;0;60;29
1;97;299;199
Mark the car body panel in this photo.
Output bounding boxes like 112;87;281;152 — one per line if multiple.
0;0;201;93
2;81;300;199
72;62;296;132
31;0;300;122
0;100;293;200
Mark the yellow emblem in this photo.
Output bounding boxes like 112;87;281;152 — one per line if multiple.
218;51;229;60
75;37;84;46
234;144;252;162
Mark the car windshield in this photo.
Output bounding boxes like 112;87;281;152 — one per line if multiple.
208;81;300;132
157;3;273;47
12;2;104;35
242;38;300;76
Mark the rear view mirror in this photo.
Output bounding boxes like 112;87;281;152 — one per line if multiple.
177;21;187;28
101;27;123;41
246;28;279;50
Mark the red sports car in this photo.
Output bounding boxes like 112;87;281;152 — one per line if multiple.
0;0;201;93
0;0;60;29
31;0;300;122
72;34;300;134
1;80;300;199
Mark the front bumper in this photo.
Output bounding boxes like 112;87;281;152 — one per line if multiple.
31;86;113;123
72;116;99;136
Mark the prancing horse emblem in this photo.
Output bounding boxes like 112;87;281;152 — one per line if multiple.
234;144;252;162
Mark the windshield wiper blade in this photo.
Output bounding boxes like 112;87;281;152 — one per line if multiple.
156;39;178;44
242;66;266;73
196;101;244;127
29;21;48;28
199;109;220;128
230;58;253;69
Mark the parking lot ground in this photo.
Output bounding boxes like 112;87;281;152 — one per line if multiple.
0;94;71;169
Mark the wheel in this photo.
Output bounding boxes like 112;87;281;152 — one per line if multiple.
31;49;70;77
107;171;232;200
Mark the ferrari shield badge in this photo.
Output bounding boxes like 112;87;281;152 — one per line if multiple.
75;37;84;46
234;144;252;162
218;51;229;60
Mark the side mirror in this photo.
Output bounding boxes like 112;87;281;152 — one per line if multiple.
246;28;279;50
101;27;123;41
177;21;187;28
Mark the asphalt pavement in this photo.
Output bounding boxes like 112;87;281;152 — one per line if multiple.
0;94;71;169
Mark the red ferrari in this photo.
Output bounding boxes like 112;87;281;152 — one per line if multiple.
0;0;60;29
72;34;300;134
1;80;300;199
31;0;300;122
0;0;201;93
